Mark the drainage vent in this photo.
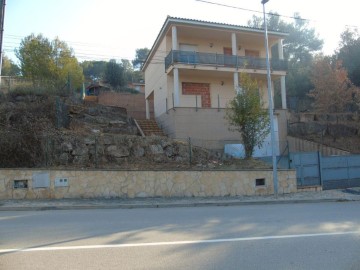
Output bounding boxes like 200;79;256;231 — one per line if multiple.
255;178;265;186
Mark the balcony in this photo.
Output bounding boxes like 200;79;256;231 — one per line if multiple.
165;50;288;72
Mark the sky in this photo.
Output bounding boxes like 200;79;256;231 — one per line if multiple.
4;0;359;64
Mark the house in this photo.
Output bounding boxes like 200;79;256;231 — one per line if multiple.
85;82;111;96
127;82;145;94
142;16;288;151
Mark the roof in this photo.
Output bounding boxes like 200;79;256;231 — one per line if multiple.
86;82;110;90
142;16;288;71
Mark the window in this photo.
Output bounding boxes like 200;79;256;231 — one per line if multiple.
179;44;198;52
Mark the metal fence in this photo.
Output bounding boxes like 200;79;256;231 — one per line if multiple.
0;131;292;171
2;116;359;191
288;151;360;189
165;50;288;71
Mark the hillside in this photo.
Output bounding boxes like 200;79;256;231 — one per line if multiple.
288;112;360;153
0;93;270;170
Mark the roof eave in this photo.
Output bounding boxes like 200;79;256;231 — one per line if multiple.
141;16;289;71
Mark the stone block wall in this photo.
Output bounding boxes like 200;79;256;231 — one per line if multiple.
98;92;154;119
0;169;297;199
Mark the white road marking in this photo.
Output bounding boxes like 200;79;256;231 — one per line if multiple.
1;231;359;254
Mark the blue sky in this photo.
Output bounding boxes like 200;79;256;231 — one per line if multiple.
4;0;359;63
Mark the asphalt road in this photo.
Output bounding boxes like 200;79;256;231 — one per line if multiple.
1;202;360;270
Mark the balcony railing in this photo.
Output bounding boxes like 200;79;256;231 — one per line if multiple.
165;50;288;72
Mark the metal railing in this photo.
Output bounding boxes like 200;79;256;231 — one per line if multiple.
165;94;233;113
165;50;288;71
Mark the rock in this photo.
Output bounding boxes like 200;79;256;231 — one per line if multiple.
61;142;73;152
161;139;172;148
102;136;113;145
164;146;174;157
59;153;69;165
72;148;88;156
15;95;26;102
91;129;101;134
109;120;126;126
84;138;96;145
149;144;164;155
154;155;165;162
89;145;104;155
73;155;89;165
133;146;145;157
207;163;215;169
177;145;189;157
107;145;129;158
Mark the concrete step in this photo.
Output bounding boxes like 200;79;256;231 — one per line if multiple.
135;119;166;137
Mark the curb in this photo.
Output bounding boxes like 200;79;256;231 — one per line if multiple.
0;198;356;211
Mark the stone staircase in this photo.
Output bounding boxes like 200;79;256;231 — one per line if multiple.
135;119;166;137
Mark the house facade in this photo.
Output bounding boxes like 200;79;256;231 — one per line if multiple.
142;16;288;151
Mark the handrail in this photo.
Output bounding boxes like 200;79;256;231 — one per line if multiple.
134;119;146;137
165;50;288;71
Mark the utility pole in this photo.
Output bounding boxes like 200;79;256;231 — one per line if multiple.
262;0;278;197
0;0;6;87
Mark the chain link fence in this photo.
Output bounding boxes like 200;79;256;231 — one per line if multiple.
0;129;291;170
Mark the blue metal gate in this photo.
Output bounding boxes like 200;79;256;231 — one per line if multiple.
290;152;360;189
289;152;321;187
321;155;360;190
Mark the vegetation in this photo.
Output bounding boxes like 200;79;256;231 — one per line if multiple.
12;32;146;93
81;54;145;86
132;47;150;70
248;13;323;110
336;28;360;88
225;73;270;159
15;34;84;90
81;60;107;82
104;59;125;88
308;56;359;113
1;54;21;76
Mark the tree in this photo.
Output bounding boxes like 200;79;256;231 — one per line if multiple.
248;13;323;109
132;48;149;69
336;28;360;87
248;12;323;63
15;34;56;84
308;56;359;113
105;59;125;88
1;55;20;76
81;60;107;81
52;38;84;89
121;59;134;83
225;73;270;159
15;34;84;89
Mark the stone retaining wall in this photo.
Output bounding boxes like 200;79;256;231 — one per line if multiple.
0;169;297;200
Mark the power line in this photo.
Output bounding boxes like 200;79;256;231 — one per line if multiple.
195;0;359;29
195;0;309;21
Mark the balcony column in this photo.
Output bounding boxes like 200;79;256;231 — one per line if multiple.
172;26;180;106
145;98;150;119
278;39;287;109
172;26;178;50
231;33;240;93
173;68;180;107
234;73;240;94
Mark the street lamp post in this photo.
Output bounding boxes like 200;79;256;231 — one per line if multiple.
261;0;278;196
